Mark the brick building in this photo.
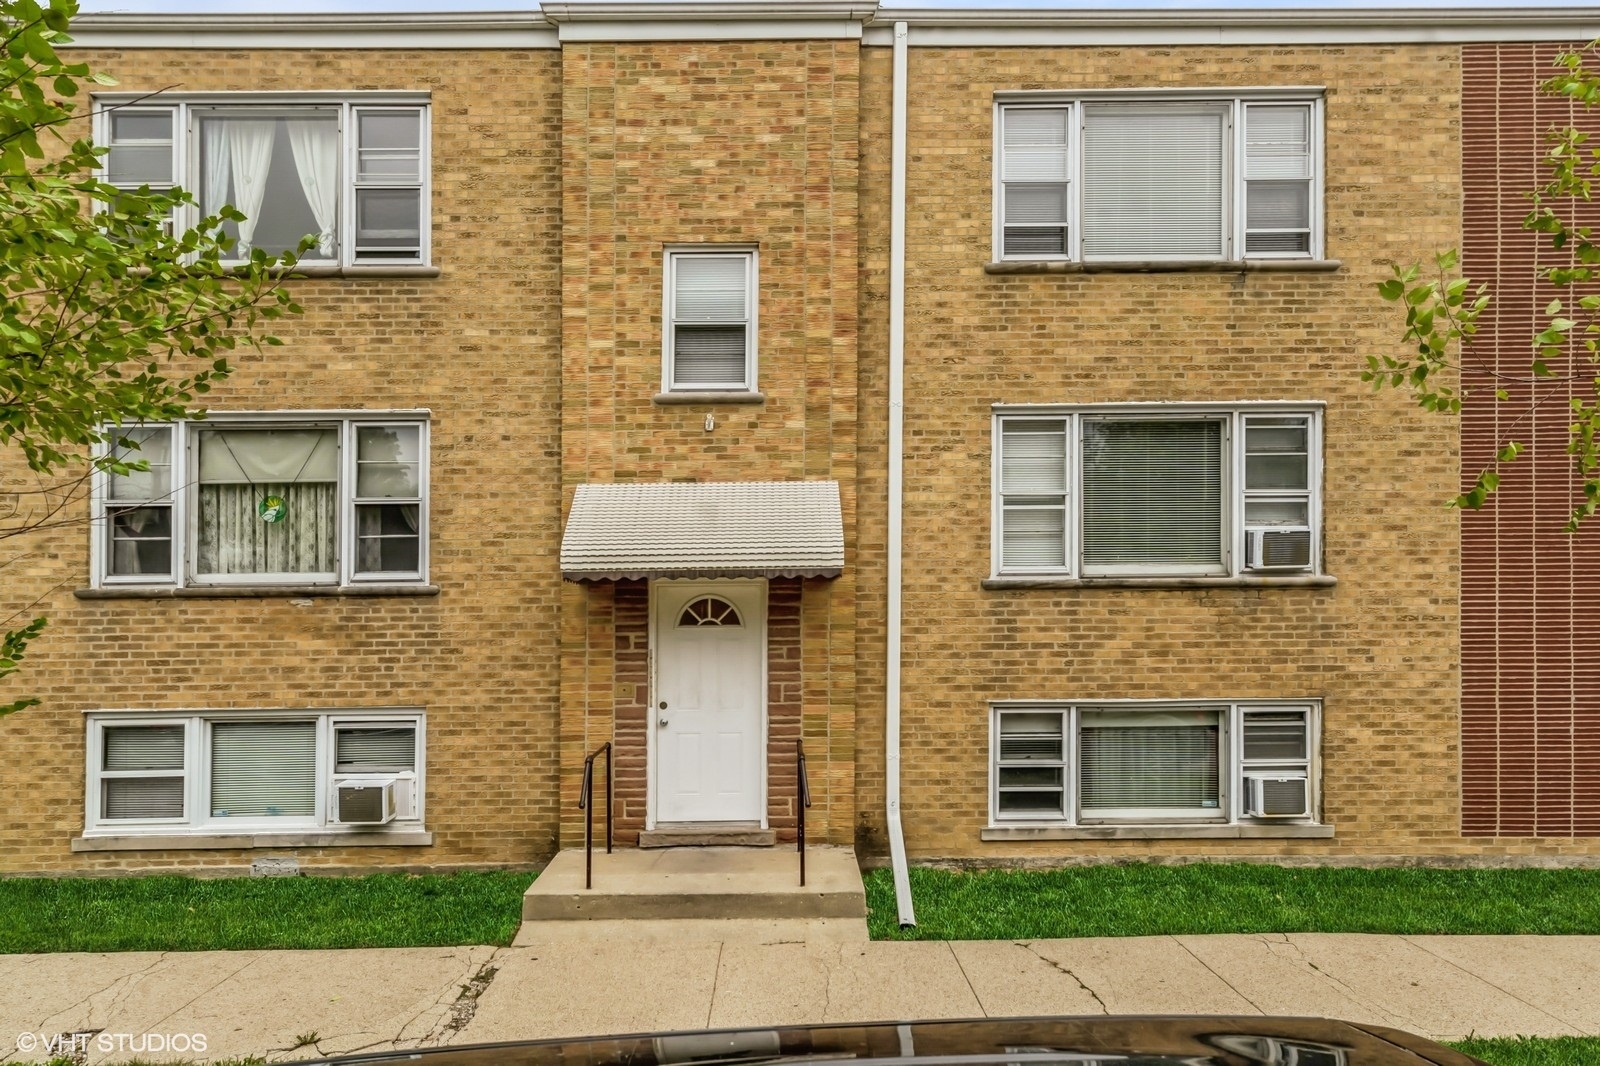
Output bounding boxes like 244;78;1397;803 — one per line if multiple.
2;3;1598;881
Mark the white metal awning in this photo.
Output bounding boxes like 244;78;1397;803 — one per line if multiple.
560;480;845;582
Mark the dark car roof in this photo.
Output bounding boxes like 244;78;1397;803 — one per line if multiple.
301;1017;1486;1066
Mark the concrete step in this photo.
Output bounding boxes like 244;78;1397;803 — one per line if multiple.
522;845;867;922
638;824;776;848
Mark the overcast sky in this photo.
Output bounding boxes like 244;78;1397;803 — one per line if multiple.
74;0;1596;12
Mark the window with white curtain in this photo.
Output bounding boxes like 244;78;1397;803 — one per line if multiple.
991;701;1319;826
97;96;429;266
992;405;1320;578
995;94;1320;261
85;712;424;836
95;416;428;588
664;248;757;391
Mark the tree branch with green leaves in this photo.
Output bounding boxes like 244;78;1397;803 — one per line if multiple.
0;0;306;717
1367;40;1600;531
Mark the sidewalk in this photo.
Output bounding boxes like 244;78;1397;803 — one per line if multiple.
3;921;1597;1064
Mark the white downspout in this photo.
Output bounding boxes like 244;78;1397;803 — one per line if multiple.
886;18;915;928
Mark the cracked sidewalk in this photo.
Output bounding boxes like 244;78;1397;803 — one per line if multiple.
3;929;1598;1062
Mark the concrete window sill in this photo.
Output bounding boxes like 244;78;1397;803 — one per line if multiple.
76;584;440;600
653;391;766;405
246;264;441;279
982;575;1337;590
71;830;434;852
985;259;1342;275
981;823;1335;841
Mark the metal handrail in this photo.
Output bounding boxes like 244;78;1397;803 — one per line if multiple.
797;738;813;886
578;741;612;890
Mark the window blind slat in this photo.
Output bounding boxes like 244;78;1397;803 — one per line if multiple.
1081;420;1223;568
1082;106;1225;258
211;721;316;818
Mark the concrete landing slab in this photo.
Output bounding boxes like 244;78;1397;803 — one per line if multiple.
521;846;866;922
639;827;777;848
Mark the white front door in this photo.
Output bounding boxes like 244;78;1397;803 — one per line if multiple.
653;580;766;825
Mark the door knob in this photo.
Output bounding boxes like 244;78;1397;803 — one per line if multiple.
659;716;670;727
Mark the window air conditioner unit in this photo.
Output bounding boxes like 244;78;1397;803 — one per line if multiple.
1245;527;1312;571
1244;773;1309;818
335;778;397;825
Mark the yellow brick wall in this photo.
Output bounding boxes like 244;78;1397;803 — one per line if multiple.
556;41;860;847
0;48;566;874
857;43;1600;863
7;35;1597;876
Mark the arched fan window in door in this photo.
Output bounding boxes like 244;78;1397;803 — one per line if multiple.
677;596;743;627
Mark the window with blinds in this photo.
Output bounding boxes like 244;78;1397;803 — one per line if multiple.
995;95;1320;262
1082;104;1227;260
993;407;1319;579
989;701;1319;827
101;724;186;821
995;711;1067;817
1080;418;1224;574
667;250;755;390
211;721;317;819
1078;708;1222;817
998;420;1069;571
335;725;417;774
1000;108;1071;257
1244;104;1314;255
87;712;426;836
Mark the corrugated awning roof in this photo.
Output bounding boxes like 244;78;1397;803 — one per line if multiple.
560;480;845;582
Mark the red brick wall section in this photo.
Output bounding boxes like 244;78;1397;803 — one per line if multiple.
767;578;803;840
1461;43;1600;837
613;581;649;846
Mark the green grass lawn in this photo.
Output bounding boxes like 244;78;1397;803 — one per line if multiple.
0;870;535;953
1449;1037;1600;1065
865;863;1600;940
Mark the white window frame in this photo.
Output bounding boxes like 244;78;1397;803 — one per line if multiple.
90;411;431;589
993;90;1324;263
662;246;759;393
990;402;1323;579
93;92;432;268
84;709;425;837
989;699;1320;828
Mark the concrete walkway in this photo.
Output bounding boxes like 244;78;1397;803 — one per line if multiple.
3;923;1598;1064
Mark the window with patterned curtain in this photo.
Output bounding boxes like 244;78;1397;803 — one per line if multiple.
195;428;339;579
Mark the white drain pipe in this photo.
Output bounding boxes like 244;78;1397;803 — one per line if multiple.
885;18;916;928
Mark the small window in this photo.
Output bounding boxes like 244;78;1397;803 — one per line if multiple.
664;248;757;392
993;405;1321;578
97;96;430;267
100;724;186;822
996;94;1321;262
335;725;418;774
210;720;316;820
95;415;429;589
678;596;743;627
86;712;424;837
990;701;1319;828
